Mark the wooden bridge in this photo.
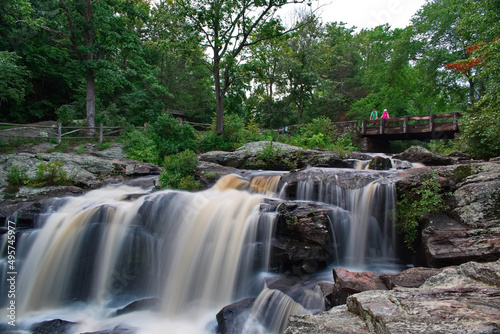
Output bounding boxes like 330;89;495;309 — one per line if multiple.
360;113;462;141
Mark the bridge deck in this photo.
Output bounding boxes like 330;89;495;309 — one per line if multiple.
360;113;461;141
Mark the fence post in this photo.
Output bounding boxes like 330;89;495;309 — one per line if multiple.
403;116;408;133
58;123;62;144
453;112;459;131
99;124;104;143
429;114;435;132
361;120;366;135
379;119;385;135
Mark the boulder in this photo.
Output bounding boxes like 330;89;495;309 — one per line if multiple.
30;319;77;334
367;156;392;170
216;297;256;334
420;213;500;267
198;141;352;170
379;267;443;289
114;297;161;316
285;260;500;334
392;146;454;166
285;306;371;334
81;325;136;334
269;200;335;273
330;268;388;306
0;151;160;202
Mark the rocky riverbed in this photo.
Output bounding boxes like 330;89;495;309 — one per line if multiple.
0;141;499;333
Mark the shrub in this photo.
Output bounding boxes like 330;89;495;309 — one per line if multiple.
460;108;500;159
159;149;200;190
122;127;158;164
150;114;198;159
199;114;258;152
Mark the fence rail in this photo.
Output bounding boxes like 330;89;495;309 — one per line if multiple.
0;122;139;143
360;113;462;138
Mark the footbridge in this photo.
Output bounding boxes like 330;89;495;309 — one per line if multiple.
360;113;462;141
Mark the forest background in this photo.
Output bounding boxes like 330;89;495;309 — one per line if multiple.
1;0;499;163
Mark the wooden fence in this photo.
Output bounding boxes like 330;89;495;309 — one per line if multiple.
0;122;137;143
360;113;461;137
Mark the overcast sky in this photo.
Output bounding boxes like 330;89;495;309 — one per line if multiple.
284;0;428;30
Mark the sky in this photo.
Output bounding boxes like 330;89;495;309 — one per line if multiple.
286;0;428;30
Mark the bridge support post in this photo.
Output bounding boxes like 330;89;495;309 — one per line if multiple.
379;118;385;134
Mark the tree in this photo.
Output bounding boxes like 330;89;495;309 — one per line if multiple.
169;0;310;134
281;14;322;124
0;52;30;110
31;0;151;132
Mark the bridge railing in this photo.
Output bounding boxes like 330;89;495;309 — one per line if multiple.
360;112;461;136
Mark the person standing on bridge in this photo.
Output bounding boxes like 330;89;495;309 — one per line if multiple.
370;109;378;120
381;109;390;119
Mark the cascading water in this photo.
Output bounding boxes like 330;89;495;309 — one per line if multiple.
0;166;406;334
296;167;398;271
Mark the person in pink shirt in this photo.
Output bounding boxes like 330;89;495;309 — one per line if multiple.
381;109;390;119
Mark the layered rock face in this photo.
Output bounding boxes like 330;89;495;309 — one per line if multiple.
285;260;500;334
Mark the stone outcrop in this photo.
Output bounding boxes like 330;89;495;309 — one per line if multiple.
198;141;371;170
394;161;500;267
285;260;500;334
392;145;455;166
263;199;336;274
0;149;160;204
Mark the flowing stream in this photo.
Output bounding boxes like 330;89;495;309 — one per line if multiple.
0;165;408;333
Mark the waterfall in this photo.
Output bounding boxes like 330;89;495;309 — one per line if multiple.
296;168;397;270
0;168;402;333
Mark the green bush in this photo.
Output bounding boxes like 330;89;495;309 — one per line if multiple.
122;127;159;164
396;173;447;250
7;166;28;189
460;109;500;159
159;149;200;190
150;114;198;159
199;114;264;152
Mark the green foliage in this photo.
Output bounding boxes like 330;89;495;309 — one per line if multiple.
7;160;76;189
76;145;84;154
460;109;500;159
426;139;464;156
7;166;28;186
122;114;198;164
256;142;283;164
396;173;447;250
199;114;265;152
32;160;74;186
122;127;158;164
0;52;31;108
159;149;200;190
150;114;198;159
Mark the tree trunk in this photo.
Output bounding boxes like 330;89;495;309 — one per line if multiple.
214;53;224;135
86;68;96;135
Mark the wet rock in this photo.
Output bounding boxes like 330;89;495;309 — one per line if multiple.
392;146;453;166
367;156;392;170
271;200;335;272
114;297;161;316
195;161;239;189
331;268;388;306
81;325;136;334
30;319;77;334
216;297;256;334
